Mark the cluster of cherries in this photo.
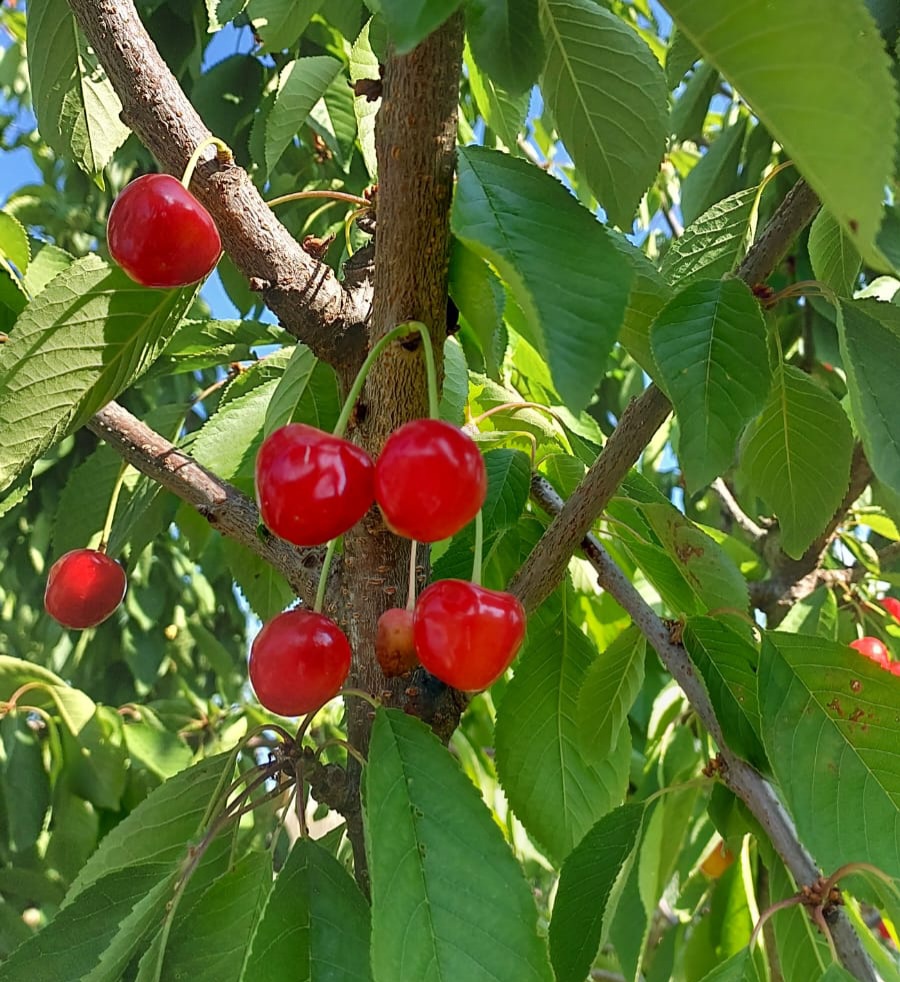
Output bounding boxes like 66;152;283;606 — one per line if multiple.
249;416;527;716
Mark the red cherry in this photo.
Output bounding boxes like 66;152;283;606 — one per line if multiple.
850;636;891;670
249;609;351;716
107;174;221;287
44;549;127;629
375;419;487;542
413;579;526;691
881;597;900;624
255;424;375;546
375;607;418;677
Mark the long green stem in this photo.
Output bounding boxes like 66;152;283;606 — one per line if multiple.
333;320;432;438
267;189;369;209
99;463;130;554
471;509;484;587
180;136;232;189
314;538;340;614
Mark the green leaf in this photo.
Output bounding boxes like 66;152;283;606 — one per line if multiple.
51;442;122;559
650;277;769;489
439;336;468;424
809;210;862;296
207;0;250;32
380;0;462;53
495;595;630;863
122;713;193;782
694;949;760;982
680;118;745;227
760;632;900;880
837;299;900;495
539;0;668;229
683;616;766;769
153;320;288;376
349;20;380;178
263;344;319;436
25;0;130;176
223;539;295;621
0;210;29;273
308;71;358;171
161;852;273;982
548;802;644;982
247;0;323;51
466;0;543;95
364;709;553;982
242;839;370;981
453;146;632;410
22;243;74;297
577;625;645;761
61;704;128;811
67;754;228;901
0;714;51;853
464;40;529;150
669;60;719;143
0;256;196;494
661;0;897;255
738;365;853;558
661;186;757;288
448;237;505;372
266;57;342;173
779;586;840;641
0;864;175;982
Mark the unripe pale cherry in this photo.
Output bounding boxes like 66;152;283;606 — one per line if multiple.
44;549;127;629
107;174;221;287
249;609;351;716
375;608;417;677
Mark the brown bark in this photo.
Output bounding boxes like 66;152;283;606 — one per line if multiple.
66;0;367;370
337;15;467;889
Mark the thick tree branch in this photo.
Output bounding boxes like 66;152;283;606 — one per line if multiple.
509;179;821;613
88;401;322;606
67;0;368;370
529;474;877;982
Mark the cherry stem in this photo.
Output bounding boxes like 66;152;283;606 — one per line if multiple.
314;538;340;614
332;321;433;438
314;738;368;769
466;401;566;431
748;895;804;951
338;687;382;710
344;206;369;256
266;189;370;209
471;509;484;587
180;136;232;190
819;861;897;902
98;462;131;554
406;540;418;611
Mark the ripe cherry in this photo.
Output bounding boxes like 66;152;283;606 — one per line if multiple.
107;174;221;287
413;579;526;691
44;549;127;629
881;597;900;624
255;424;375;546
375;419;487;542
375;608;417;677
249;609;351;716
850;636;891;670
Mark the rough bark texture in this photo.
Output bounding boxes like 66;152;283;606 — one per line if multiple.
67;0;368;370
338;14;467;889
88;401;322;605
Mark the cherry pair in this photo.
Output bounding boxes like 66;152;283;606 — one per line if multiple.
255;418;487;547
377;580;526;692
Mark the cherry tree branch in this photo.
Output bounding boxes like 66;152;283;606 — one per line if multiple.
87;401;322;607
711;478;767;541
509;179;822;613
66;0;368;371
529;474;877;982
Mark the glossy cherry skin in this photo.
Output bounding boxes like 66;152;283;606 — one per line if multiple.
850;636;891;670
375;419;487;542
249;609;351;716
375;607;417;677
255;424;375;546
44;549;127;629
881;597;900;624
413;579;526;691
107;174;221;287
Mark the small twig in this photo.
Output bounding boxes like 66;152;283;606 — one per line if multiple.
712;478;767;541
